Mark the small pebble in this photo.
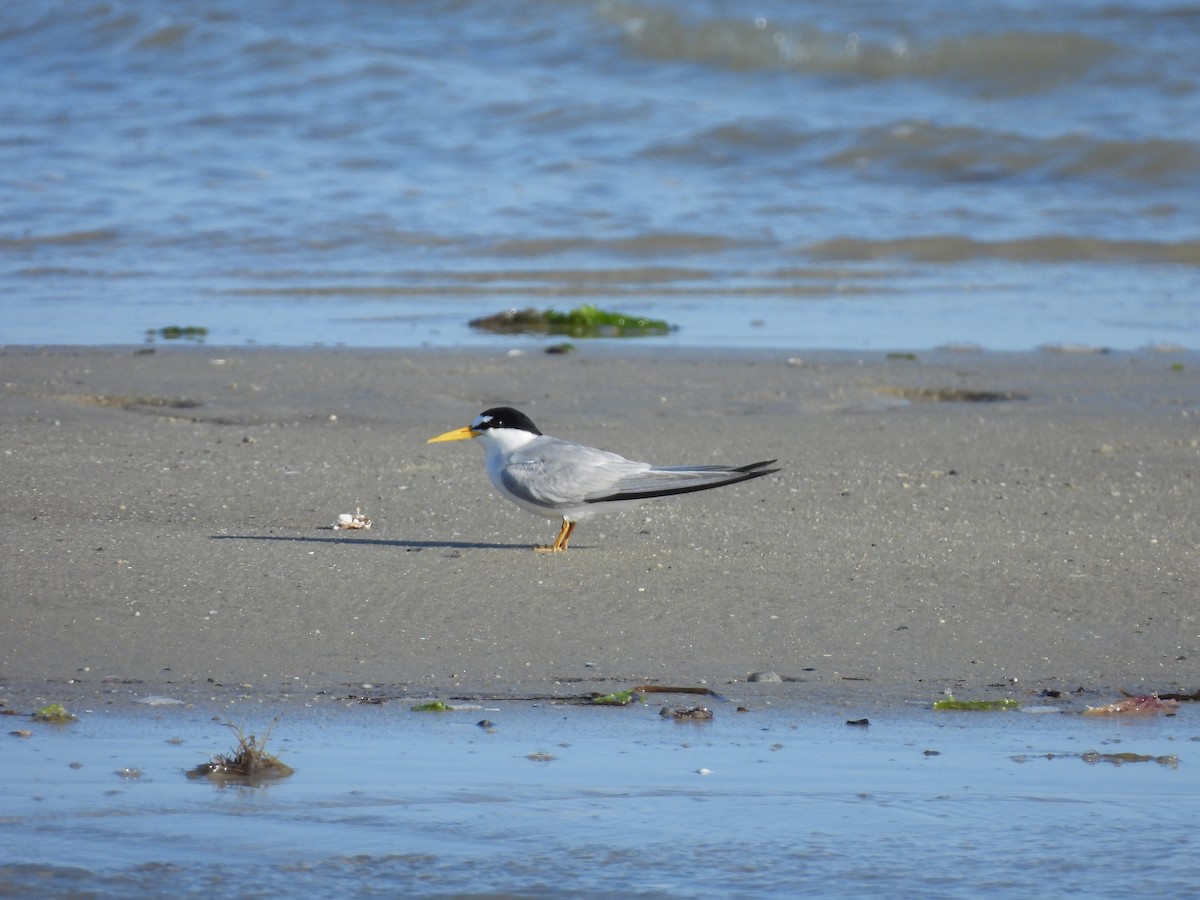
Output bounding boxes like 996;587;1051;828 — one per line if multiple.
748;671;782;683
662;706;713;720
134;695;184;706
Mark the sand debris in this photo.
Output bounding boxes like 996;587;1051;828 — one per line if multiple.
661;706;714;720
1082;693;1180;716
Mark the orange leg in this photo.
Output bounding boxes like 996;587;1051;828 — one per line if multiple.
535;518;576;553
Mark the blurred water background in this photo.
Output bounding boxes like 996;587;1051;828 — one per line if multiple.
2;0;1198;350
4;702;1199;898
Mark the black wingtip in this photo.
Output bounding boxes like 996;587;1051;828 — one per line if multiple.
737;459;779;474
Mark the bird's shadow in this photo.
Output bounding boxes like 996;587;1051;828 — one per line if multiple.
209;533;533;551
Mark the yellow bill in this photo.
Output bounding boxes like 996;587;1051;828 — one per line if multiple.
427;425;478;443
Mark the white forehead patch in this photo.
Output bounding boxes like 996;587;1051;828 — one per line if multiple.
472;413;493;429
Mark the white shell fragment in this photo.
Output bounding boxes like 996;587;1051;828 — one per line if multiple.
333;508;372;530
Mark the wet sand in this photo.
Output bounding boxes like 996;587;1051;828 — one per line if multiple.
1;345;1197;711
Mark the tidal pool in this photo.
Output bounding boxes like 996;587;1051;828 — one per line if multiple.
2;698;1196;898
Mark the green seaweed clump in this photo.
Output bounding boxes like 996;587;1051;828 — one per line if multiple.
469;305;673;338
593;690;641;706
411;700;450;712
934;696;1021;711
146;325;209;343
32;703;77;723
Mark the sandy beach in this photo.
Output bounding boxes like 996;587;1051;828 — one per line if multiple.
2;345;1197;710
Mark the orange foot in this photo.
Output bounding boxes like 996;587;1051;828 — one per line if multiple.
534;519;576;552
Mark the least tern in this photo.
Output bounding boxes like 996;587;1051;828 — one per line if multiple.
427;407;779;552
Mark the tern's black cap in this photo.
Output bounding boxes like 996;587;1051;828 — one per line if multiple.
472;407;542;435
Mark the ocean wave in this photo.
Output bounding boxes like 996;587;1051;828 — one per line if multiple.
805;235;1200;265
601;2;1115;95
641;122;817;166
489;233;750;256
0;228;120;248
827;121;1200;184
231;267;714;297
641;116;1200;186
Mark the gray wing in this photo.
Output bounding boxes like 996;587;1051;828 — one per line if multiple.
499;437;653;509
583;459;779;503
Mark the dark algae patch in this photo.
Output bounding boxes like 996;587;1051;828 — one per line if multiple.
469;305;674;337
1011;751;1180;769
188;721;294;784
874;386;1026;403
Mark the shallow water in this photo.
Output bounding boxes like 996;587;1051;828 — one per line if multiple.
3;699;1197;897
2;1;1198;351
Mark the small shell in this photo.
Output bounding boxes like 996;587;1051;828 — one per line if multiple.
333;508;372;530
